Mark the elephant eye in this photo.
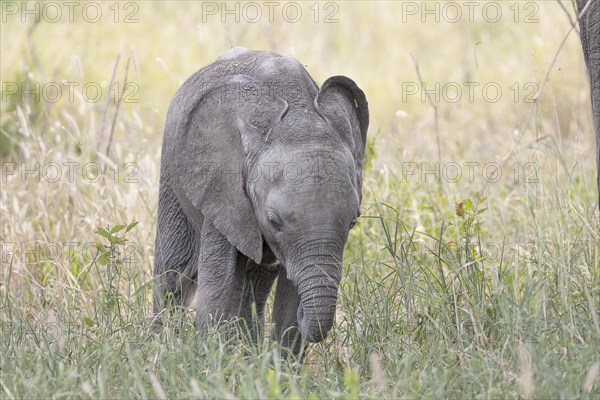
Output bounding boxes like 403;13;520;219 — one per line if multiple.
266;210;283;231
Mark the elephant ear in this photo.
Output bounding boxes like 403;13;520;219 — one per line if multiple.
315;76;369;203
172;74;288;264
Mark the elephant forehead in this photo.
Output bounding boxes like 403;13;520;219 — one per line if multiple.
260;143;352;165
248;146;355;186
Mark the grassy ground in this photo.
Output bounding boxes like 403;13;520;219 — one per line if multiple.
1;1;599;398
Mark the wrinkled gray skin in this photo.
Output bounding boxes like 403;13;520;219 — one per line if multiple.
577;0;600;208
154;48;368;355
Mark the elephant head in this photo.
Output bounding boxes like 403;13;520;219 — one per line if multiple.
172;73;368;342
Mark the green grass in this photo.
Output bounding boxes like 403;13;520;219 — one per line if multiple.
1;1;599;398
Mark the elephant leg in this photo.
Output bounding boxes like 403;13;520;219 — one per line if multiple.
195;219;246;332
153;179;200;315
577;0;600;208
238;261;279;342
272;267;304;358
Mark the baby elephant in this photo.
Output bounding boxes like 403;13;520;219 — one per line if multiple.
154;47;369;355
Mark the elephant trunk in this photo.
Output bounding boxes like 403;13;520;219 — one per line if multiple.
288;243;342;343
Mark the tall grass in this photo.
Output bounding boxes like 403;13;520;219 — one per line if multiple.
1;1;599;398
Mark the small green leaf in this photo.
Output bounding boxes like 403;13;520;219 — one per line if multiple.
95;228;112;240
125;220;139;233
112;236;126;245
98;254;109;266
464;199;473;211
111;225;126;234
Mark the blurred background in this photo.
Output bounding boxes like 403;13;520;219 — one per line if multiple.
2;2;594;250
1;2;598;397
